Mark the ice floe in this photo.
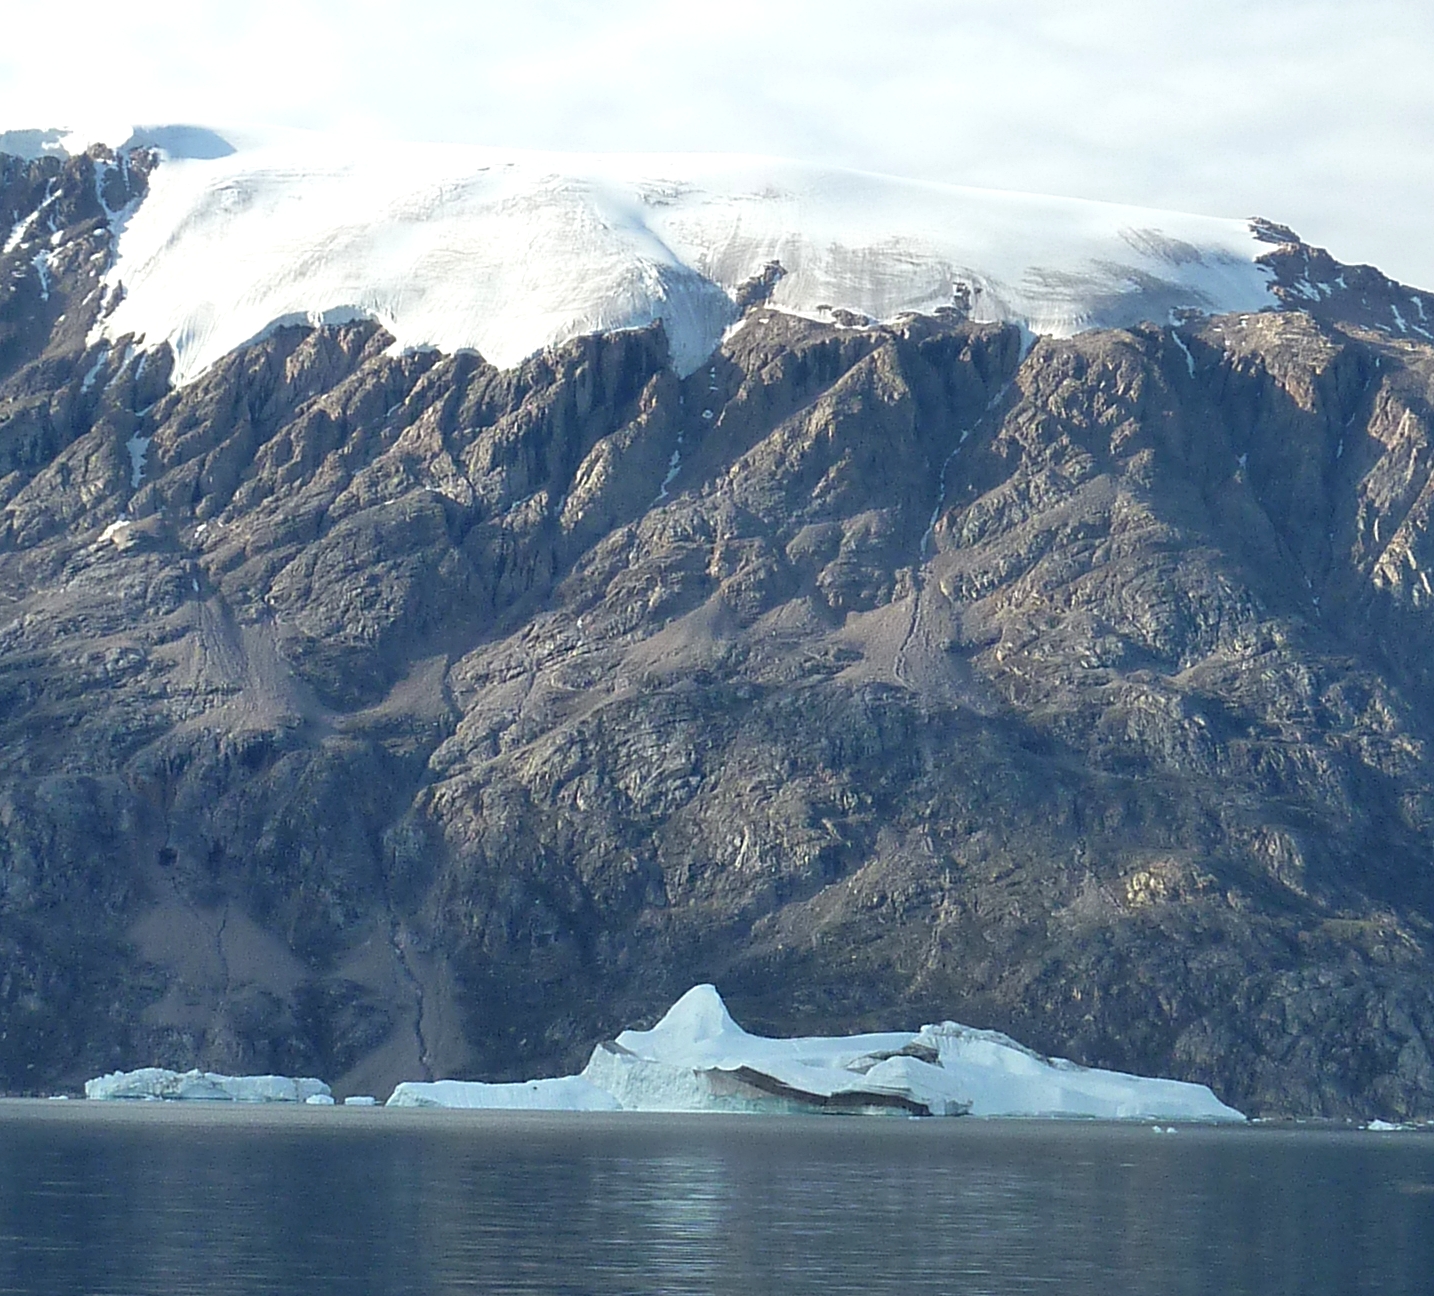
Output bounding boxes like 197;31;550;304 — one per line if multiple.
388;1075;621;1111
84;1067;331;1103
386;985;1244;1121
93;130;1279;385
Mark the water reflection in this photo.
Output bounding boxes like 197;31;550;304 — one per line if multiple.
1;1106;1431;1295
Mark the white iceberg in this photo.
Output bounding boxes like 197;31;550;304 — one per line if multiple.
84;1067;331;1103
388;1075;621;1111
386;986;1244;1121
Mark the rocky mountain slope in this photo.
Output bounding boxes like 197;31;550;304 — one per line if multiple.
5;145;1434;1117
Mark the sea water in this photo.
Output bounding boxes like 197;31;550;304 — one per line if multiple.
1;1102;1431;1295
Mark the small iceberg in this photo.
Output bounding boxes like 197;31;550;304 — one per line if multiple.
388;1076;622;1111
85;1067;331;1104
387;985;1244;1121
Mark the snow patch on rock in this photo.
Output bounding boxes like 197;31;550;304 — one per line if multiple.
125;433;151;487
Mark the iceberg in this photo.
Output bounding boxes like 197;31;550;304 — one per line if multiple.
388;1075;621;1111
84;1067;331;1103
386;986;1244;1121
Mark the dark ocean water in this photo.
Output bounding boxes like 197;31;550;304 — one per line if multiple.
1;1102;1431;1295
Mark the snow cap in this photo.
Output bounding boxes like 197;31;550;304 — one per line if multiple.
90;137;1280;386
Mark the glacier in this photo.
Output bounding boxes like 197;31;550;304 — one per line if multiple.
85;1067;331;1103
92;130;1280;385
388;985;1244;1121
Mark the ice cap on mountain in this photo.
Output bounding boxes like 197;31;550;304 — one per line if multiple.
0;128;71;160
83;132;1281;385
118;125;237;160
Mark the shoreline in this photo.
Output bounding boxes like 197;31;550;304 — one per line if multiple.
1;1097;1427;1137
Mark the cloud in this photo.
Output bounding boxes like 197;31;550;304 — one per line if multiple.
2;0;1432;286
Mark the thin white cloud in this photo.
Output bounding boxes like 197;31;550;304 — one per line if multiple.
2;0;1433;286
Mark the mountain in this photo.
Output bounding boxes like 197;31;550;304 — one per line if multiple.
3;134;1434;1118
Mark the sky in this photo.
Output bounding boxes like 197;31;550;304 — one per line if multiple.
3;0;1432;287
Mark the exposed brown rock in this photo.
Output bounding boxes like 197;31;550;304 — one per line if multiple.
3;158;1434;1117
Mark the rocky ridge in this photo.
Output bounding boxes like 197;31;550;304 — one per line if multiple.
4;147;1434;1116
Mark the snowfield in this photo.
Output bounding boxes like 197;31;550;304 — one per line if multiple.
94;132;1279;384
387;985;1245;1121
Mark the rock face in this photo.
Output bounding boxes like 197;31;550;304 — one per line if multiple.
5;147;1434;1117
